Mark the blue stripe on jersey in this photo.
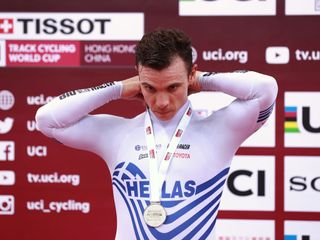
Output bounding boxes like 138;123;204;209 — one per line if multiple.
148;192;222;239
196;167;229;194
113;181;141;239
183;203;219;239
112;162;229;239
165;180;225;224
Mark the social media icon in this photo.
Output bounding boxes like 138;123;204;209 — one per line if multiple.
0;171;15;185
0;90;15;110
266;46;290;64
0;117;14;134
0;195;15;215
0;141;15;161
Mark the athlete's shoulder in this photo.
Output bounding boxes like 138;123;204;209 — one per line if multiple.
86;111;145;126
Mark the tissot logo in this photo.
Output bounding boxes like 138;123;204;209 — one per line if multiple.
285;92;320;147
0;13;144;40
285;156;320;212
0;19;13;33
219;155;275;211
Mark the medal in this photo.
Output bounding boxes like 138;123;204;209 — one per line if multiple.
144;102;193;227
143;202;167;227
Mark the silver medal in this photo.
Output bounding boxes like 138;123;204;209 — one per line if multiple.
143;202;167;227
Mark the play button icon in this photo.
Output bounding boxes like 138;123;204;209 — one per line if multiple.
0;171;15;185
266;46;290;64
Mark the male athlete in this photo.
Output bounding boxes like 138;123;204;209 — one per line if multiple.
36;28;278;239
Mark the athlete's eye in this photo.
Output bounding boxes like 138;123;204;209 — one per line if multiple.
168;84;178;92
144;85;155;93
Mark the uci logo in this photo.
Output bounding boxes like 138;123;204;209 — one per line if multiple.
227;170;265;196
219;156;275;211
27;146;47;157
285;106;320;133
285;92;320;147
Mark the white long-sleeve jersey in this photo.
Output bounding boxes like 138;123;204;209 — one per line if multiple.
36;71;278;240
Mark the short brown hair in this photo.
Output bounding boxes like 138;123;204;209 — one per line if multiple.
135;28;193;74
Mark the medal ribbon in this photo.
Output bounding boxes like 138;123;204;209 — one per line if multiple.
144;102;193;203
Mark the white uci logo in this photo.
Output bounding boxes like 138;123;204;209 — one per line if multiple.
27;145;47;157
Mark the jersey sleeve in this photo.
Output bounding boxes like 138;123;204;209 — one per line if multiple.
199;71;278;135
35;81;124;158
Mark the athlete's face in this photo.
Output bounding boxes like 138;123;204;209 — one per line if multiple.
138;56;196;121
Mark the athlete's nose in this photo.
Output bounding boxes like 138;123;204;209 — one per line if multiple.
155;92;169;110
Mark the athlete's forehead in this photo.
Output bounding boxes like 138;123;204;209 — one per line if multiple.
138;57;189;87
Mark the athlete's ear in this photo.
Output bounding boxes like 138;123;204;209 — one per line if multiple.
189;64;198;83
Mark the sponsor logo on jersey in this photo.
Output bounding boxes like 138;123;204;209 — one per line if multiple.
135;143;190;152
59;82;115;100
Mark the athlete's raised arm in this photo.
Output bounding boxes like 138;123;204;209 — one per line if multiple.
190;70;278;132
35;76;141;157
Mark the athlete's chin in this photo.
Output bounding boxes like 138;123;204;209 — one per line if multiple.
154;111;175;121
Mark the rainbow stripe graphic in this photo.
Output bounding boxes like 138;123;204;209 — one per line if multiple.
284;106;300;133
